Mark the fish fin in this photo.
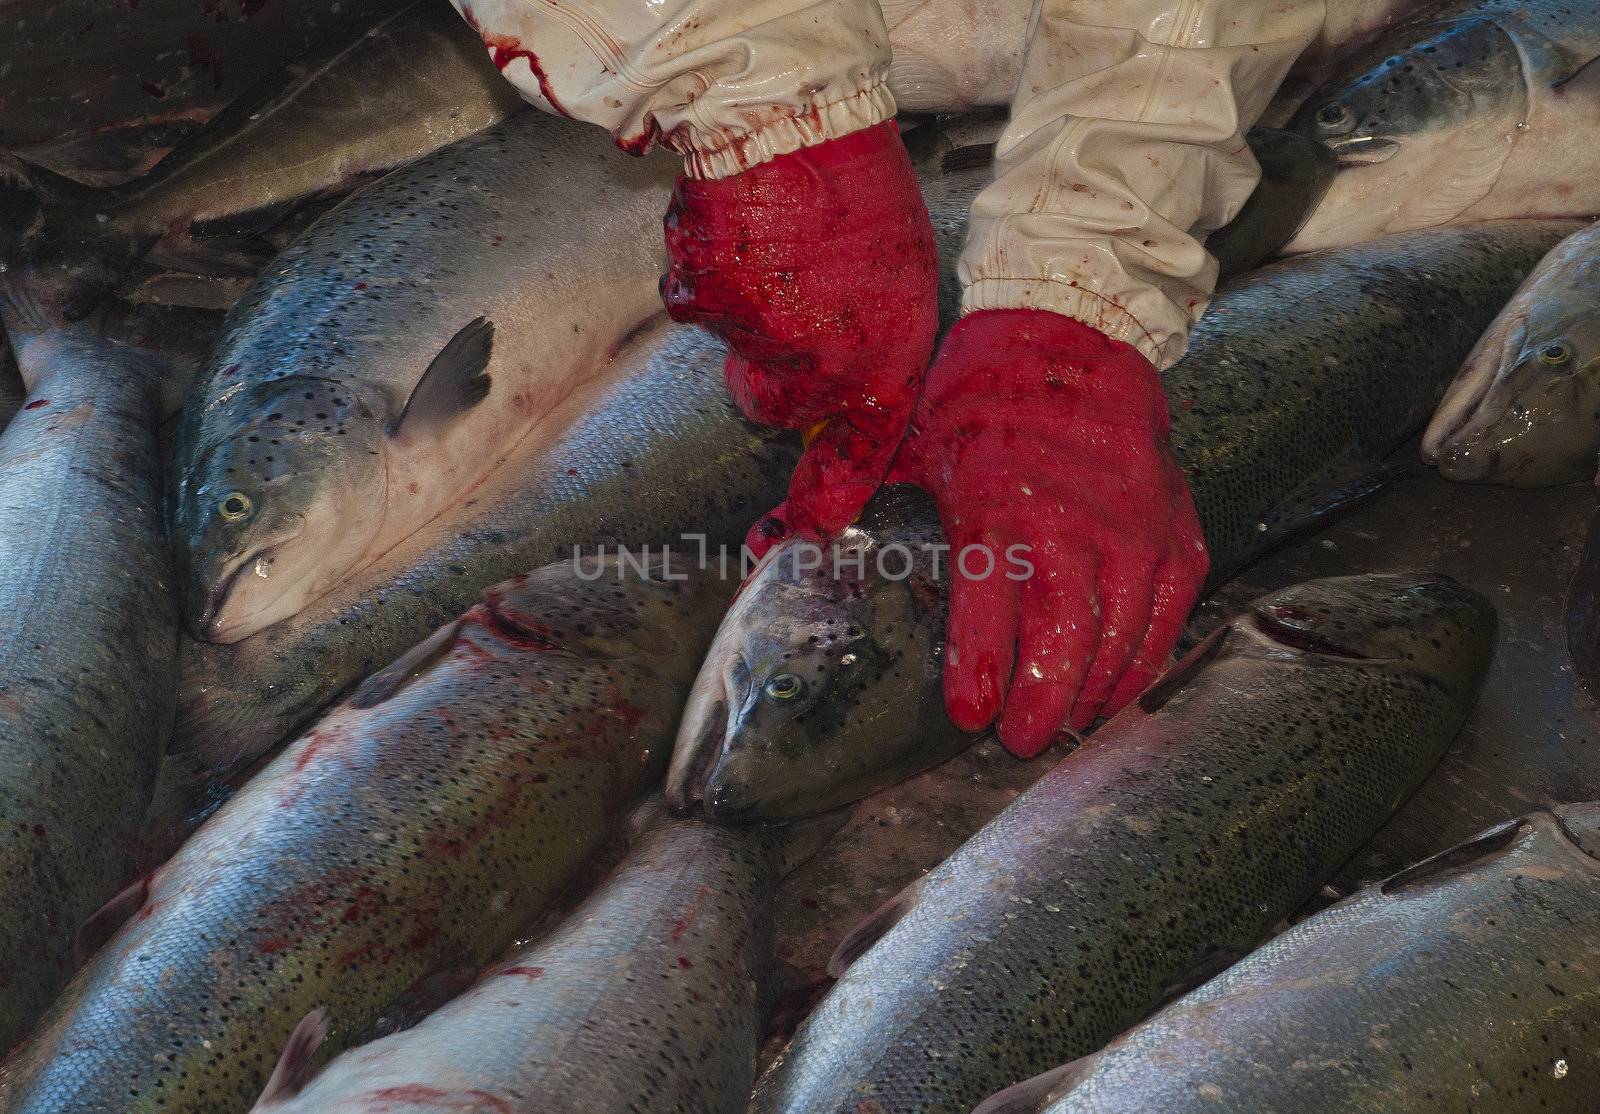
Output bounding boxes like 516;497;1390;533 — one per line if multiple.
1554;55;1600;95
1380;817;1530;895
0;153;48;263
117;270;253;312
142;232;276;279
1232;458;1417;577
828;875;927;978
347;618;464;710
1137;624;1231;715
74;874;152;963
972;1059;1097;1114
389;317;494;439
0;151;150;321
254;1009;328;1107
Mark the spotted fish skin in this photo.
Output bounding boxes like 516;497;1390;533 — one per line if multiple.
1017;804;1600;1114
159;322;797;848
0;559;730;1114
751;573;1496;1114
0;325;177;1051
674;221;1569;823
254;815;803;1113
1286;0;1600;253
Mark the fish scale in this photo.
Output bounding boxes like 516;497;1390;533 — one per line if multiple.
170;108;675;646
0;560;730;1114
0;324;178;1052
670;219;1573;824
751;574;1496;1113
1015;803;1600;1113
250;815;809;1113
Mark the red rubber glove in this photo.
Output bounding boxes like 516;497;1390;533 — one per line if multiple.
661;120;938;555
890;309;1208;758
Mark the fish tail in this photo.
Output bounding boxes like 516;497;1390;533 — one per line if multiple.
0;151;142;327
0;152;47;264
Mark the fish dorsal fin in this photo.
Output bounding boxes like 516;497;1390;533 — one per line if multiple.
827;875;927;978
254;1009;328;1108
972;1058;1097;1114
347;618;465;710
389;317;494;439
74;874;152;963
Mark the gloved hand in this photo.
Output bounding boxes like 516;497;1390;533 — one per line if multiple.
661;120;939;555
890;308;1208;758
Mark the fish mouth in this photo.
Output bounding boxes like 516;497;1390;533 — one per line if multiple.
196;545;279;643
1323;135;1399;167
665;654;742;816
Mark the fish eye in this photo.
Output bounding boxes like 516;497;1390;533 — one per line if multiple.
1315;102;1354;132
1539;341;1573;366
218;492;254;522
763;673;805;702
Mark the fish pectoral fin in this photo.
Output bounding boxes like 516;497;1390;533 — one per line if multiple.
971;1058;1097;1114
253;1009;328;1108
74;873;152;963
1241;458;1417;572
827;874;928;978
1554;54;1600;95
1137;624;1231;715
1379;816;1531;895
347;618;465;710
389;316;495;439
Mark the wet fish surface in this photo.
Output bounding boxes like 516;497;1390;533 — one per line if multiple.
158;321;796;849
1286;0;1600;252
16;0;527;320
251;812;826;1113
1425;219;1600;485
988;803;1600;1114
672;220;1570;821
0;288;178;1048
0;558;727;1113
169;109;679;645
157;132;1000;833
750;573;1497;1114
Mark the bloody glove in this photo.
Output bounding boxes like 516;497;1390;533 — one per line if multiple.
890;308;1209;758
661;120;939;554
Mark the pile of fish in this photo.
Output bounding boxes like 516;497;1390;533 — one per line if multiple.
5;3;1600;1112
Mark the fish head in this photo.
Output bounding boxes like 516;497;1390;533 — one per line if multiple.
668;487;963;821
1288;18;1527;250
1423;279;1600;486
173;378;388;643
1249;572;1496;691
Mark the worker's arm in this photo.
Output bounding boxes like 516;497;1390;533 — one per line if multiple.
895;0;1326;757
452;0;938;546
